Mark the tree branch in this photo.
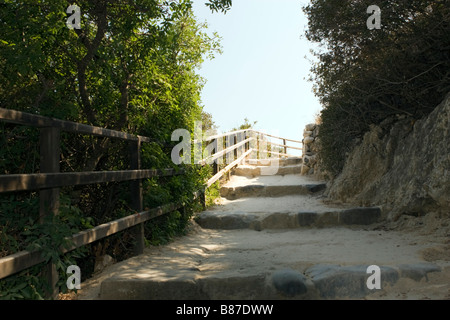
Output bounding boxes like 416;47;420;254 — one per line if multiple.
76;1;108;125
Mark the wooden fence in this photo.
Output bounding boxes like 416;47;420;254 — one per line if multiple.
0;107;302;298
201;129;302;188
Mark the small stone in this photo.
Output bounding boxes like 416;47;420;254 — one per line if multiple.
303;155;317;166
306;264;399;299
272;269;308;297
398;263;441;281
297;212;318;226
339;207;381;225
306;184;326;193
301;164;310;175
303;130;313;137
303;136;314;144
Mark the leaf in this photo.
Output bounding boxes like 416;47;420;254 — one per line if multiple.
10;282;27;293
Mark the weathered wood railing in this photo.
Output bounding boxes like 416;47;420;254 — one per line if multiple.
252;130;303;158
0;108;188;298
200;129;253;187
0;107;302;298
201;129;303;187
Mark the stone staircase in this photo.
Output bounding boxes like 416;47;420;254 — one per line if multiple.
197;157;381;230
79;157;446;300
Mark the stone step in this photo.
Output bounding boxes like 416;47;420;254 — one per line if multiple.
196;206;382;230
246;157;302;167
219;174;326;200
220;183;326;200
78;224;449;300
97;262;442;300
232;164;302;177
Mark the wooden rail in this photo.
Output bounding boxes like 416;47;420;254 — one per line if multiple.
0;108;182;298
206;149;253;188
251;130;303;156
0;107;302;298
0;108;152;142
0;203;183;283
201;129;303;159
202;129;303;187
0;169;182;193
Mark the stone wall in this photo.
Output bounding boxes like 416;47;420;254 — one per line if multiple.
325;92;450;221
301;123;321;176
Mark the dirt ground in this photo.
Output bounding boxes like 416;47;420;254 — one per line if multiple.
365;212;450;300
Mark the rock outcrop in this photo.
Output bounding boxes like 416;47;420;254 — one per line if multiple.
326;92;450;221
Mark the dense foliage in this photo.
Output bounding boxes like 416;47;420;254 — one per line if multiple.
303;0;450;176
0;0;231;299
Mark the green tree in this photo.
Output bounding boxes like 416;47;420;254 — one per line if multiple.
0;0;232;298
232;117;257;131
201;111;218;133
303;0;450;176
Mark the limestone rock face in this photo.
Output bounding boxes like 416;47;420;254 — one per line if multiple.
326;92;450;220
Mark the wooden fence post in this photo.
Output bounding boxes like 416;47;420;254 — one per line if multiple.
200;188;206;211
39;127;60;299
212;161;218;176
244;130;249;164
225;134;233;165
233;135;238;162
257;134;260;159
129;138;144;256
283;139;287;156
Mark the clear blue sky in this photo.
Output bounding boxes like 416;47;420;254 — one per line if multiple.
192;0;321;155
